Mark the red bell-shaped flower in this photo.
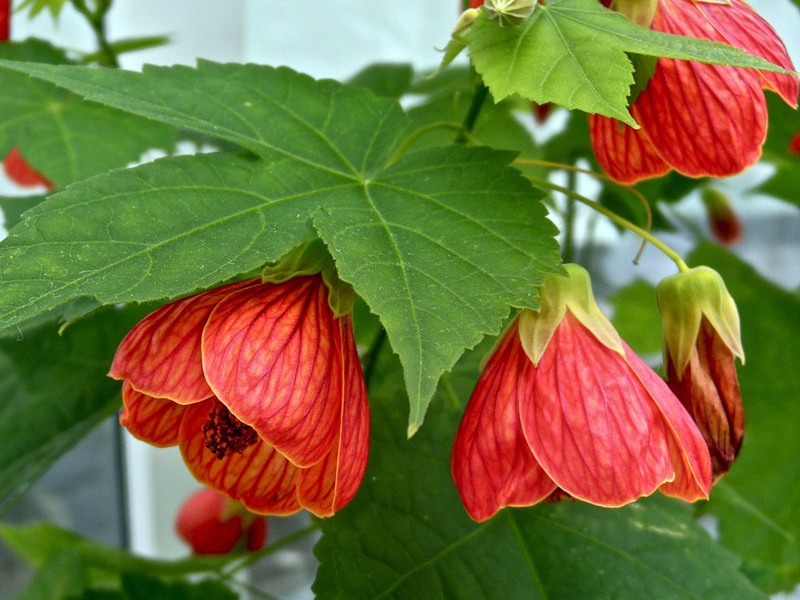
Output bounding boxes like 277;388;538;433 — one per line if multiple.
452;264;711;522
176;487;267;555
111;266;370;518
590;0;798;184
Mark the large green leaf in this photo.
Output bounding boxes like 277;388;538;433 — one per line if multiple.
313;343;765;599
691;245;800;593
0;40;176;188
0;62;561;432
466;0;794;125
0;306;147;512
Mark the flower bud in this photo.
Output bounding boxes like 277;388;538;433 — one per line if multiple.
485;0;535;27
790;132;800;156
657;267;744;480
702;188;742;247
176;487;267;555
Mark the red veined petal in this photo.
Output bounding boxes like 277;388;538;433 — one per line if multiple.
452;319;557;522
120;382;186;447
519;312;674;506
109;278;258;403
685;0;798;106
179;399;302;516
202;276;341;468
623;340;712;501
589;114;671;184
297;317;370;517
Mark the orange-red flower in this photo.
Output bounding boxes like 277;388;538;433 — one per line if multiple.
2;148;53;189
110;275;370;517
790;132;800;155
657;266;744;480
176;487;267;555
451;265;711;522
590;0;798;184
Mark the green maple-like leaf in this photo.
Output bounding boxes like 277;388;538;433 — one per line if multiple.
0;40;176;188
466;0;794;125
0;61;561;432
313;343;765;600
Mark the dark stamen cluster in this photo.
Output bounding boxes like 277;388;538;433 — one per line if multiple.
203;403;259;460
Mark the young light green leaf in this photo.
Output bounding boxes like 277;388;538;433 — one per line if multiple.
692;244;800;593
466;0;795;124
313;345;765;599
0;63;561;432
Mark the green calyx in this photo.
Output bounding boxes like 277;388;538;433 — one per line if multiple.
261;239;356;318
656;266;744;378
610;0;659;28
517;263;623;366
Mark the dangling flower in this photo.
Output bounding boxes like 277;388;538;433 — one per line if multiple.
176;487;267;555
702;188;742;247
590;0;798;184
2;148;53;189
657;266;744;480
111;245;370;517
451;264;711;522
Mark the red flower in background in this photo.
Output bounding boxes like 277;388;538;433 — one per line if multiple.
1;0;9;42
2;148;54;189
591;0;798;184
702;188;742;247
451;265;711;522
111;275;370;518
790;132;800;155
176;487;267;555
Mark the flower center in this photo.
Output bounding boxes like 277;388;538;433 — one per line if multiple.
203;402;259;460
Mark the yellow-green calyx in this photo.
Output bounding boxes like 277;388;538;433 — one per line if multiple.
262;239;356;318
518;264;624;366
656;266;744;378
610;0;659;28
485;0;536;27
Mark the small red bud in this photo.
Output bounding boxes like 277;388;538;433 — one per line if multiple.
789;132;800;156
701;188;742;247
175;487;268;555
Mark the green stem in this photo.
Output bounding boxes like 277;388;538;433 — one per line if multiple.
529;176;689;273
440;374;461;410
71;0;119;67
562;170;576;263
387;122;467;166
456;80;489;142
222;522;321;575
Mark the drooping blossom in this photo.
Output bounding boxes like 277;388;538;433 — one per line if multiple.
1;0;9;41
702;188;742;247
176;487;267;555
590;0;798;184
657;266;744;480
111;273;370;517
451;264;711;522
2;148;54;189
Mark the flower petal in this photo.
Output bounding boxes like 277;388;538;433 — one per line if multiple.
623;339;712;501
453;320;557;522
520;312;674;506
202;276;341;468
297;317;371;517
109;279;258;403
179;399;302;515
688;0;798;106
589;114;670;184
120;382;186;447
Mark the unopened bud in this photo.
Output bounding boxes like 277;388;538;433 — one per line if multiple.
702;188;742;247
485;0;536;27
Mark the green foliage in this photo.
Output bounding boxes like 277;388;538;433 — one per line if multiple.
314;342;765;600
0;194;45;231
464;0;794;125
0;61;562;432
692;245;800;593
16;0;70;20
609;278;662;357
0;40;176;188
0;306;148;512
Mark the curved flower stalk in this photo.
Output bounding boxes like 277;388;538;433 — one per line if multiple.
657;266;744;480
176;487;267;555
591;0;798;184
110;270;370;518
451;264;711;522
